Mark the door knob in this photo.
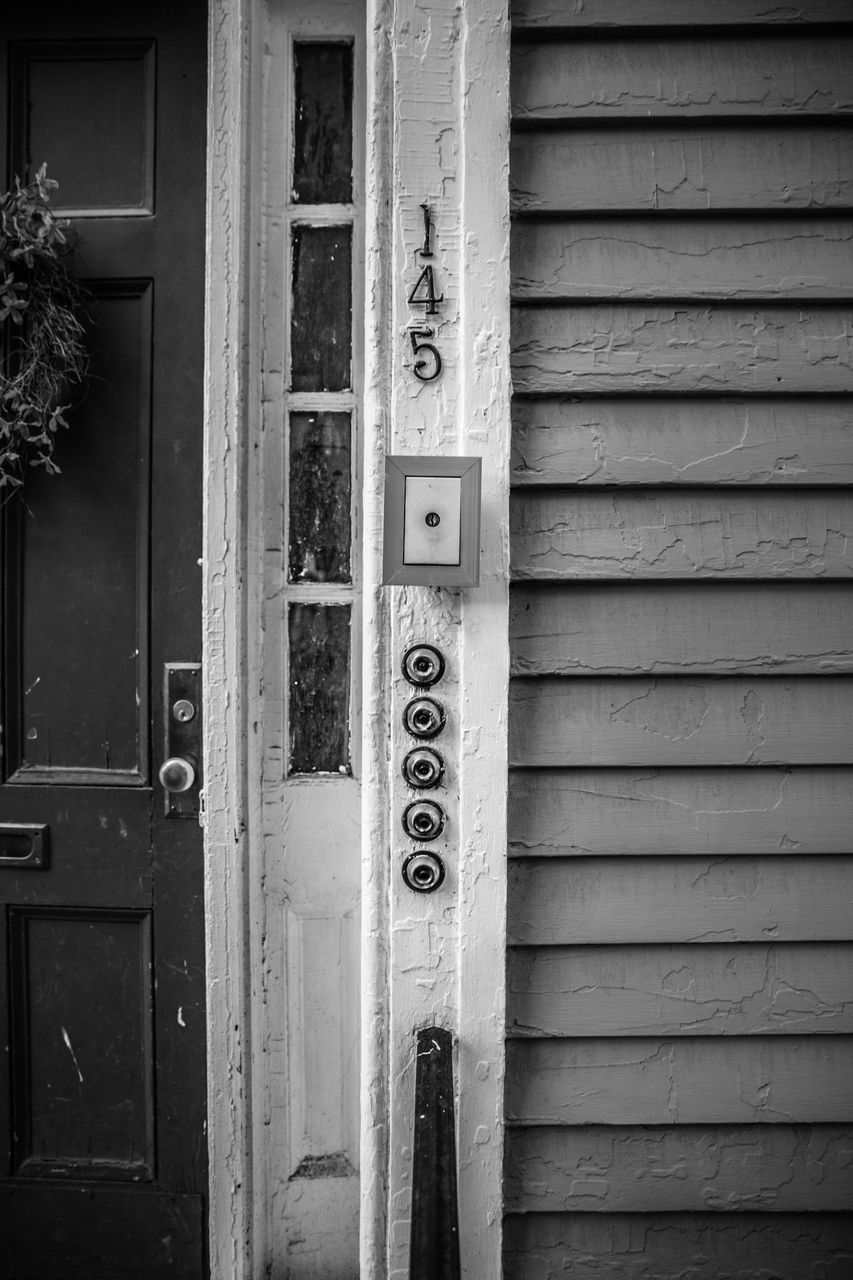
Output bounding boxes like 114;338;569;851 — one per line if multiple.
159;756;197;794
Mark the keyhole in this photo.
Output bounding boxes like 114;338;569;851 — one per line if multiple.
425;511;440;528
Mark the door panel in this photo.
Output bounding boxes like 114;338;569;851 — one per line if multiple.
0;4;207;1275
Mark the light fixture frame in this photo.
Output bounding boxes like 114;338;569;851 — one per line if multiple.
381;454;482;587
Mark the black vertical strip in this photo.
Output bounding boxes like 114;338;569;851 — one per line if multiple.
409;1025;461;1280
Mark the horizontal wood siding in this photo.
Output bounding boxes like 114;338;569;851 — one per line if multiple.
508;768;853;856
508;857;853;945
505;1124;853;1212
506;8;853;1276
511;397;853;487
510;583;853;674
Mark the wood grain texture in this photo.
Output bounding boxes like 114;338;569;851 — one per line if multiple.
512;304;853;395
511;126;853;213
505;1036;853;1124
503;1212;853;1280
507;855;853;944
507;943;853;1036
511;0;853;27
512;36;853;121
510;583;853;675
510;491;853;579
509;676;853;767
507;767;853;857
511;397;853;488
511;218;853;300
504;1124;853;1212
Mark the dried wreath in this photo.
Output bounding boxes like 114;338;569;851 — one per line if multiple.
0;164;88;492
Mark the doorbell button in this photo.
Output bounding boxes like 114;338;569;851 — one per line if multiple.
402;746;445;790
402;851;446;894
402;643;445;688
403;696;446;739
401;799;446;841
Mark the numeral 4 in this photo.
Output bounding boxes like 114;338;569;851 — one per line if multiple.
407;265;444;315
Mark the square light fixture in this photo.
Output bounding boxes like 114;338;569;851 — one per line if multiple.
382;455;482;586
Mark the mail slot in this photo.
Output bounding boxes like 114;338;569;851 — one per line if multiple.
0;823;48;869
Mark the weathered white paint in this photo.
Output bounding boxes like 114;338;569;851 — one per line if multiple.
204;1;263;1276
205;2;510;1273
361;1;511;1276
257;3;365;1272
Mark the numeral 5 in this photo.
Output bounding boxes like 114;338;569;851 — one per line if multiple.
409;328;442;382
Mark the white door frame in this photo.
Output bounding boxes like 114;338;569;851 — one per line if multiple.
202;1;511;1274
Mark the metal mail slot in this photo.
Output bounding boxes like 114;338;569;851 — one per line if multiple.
0;823;48;869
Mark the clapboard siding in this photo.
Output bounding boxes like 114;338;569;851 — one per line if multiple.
510;676;853;767
511;1;853;28
504;1125;853;1212
512;36;853;120
511;397;853;488
511;219;853;300
508;944;853;1037
506;1037;853;1124
508;767;853;857
506;10;852;1276
512;304;853;395
510;583;853;675
504;1213;853;1280
511;491;853;579
508;856;853;946
511;126;853;213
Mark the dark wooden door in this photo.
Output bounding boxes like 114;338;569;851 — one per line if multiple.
0;4;208;1276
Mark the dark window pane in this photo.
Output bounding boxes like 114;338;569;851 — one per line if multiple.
288;411;351;583
291;225;352;391
293;42;353;204
288;604;351;774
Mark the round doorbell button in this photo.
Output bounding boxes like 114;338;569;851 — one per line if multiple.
401;799;446;841
402;746;445;790
403;696;446;739
402;851;446;894
402;643;445;688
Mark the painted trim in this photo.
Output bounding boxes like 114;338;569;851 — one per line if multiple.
360;3;395;1275
204;1;264;1275
360;1;511;1275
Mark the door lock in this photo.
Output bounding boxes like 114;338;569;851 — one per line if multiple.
162;664;202;817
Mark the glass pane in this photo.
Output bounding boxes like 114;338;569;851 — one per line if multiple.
293;42;353;205
288;604;351;775
290;225;352;392
288;412;351;584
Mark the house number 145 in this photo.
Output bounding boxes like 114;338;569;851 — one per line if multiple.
407;203;442;382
